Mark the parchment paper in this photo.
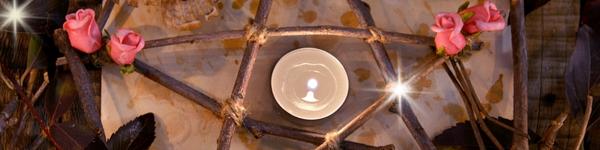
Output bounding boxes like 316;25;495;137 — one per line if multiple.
101;0;513;149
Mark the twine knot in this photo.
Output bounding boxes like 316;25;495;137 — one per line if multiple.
366;26;388;43
322;131;341;150
221;99;247;126
245;25;269;44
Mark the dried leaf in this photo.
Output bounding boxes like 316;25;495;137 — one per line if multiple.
85;135;108;150
27;36;45;69
45;71;78;125
51;122;96;150
457;1;470;12
565;25;592;113
107;113;156;150
120;64;136;74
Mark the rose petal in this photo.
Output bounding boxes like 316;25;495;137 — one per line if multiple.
475;19;506;31
109;29;145;65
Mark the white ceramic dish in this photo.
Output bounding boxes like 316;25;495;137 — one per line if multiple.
271;47;349;120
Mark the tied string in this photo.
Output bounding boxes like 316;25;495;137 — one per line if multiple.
322;131;341;150
244;25;269;45
220;98;247;126
366;26;388;43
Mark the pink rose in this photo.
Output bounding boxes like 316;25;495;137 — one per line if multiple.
109;29;145;65
63;9;102;53
431;13;467;55
460;0;506;34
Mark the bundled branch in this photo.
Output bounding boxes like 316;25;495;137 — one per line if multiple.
216;0;272;149
509;0;529;149
133;59;391;150
317;0;437;149
442;58;528;150
1;68;58;148
539;110;568;150
574;96;593;150
53;29;106;141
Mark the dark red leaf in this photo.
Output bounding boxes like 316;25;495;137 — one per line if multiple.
565;25;593;113
45;71;78;125
107;113;156;150
51;122;96;150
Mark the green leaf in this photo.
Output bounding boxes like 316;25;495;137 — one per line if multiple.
120;64;136;74
436;47;446;56
27;36;45;69
103;29;110;39
461;12;474;22
457;1;470;12
470;32;482;39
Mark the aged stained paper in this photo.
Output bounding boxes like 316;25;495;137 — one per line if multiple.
101;0;513;149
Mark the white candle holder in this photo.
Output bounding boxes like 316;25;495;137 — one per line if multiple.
271;47;349;120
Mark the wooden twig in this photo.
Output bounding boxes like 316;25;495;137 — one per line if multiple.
97;0;115;30
144;30;245;49
0;66;13;90
573;96;593;150
243;118;394;150
132;59;391;149
143;26;483;50
7;73;60;149
443;62;486;150
269;26;434;45
539;109;568;150
31;72;49;104
53;29;106;141
11;108;28;147
344;0;435;149
509;0;529;149
450;59;503;150
456;59;527;138
133;60;221;115
315;92;391;150
0;96;18;134
217;0;273;149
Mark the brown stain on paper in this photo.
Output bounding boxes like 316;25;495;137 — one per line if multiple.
443;103;468;122
353;68;371;82
232;0;247;10
310;36;339;50
485;74;504;104
340;11;361;28
312;0;320;6
237;130;258;150
356;128;376;145
409;76;432;99
222;38;247;56
433;95;443;101
282;0;298;7
416;23;431;36
250;0;259;15
299;10;318;23
129;78;176;108
292;40;300;48
376;81;386;89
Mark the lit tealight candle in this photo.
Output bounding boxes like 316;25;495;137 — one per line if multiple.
301;78;319;103
271;47;349;120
